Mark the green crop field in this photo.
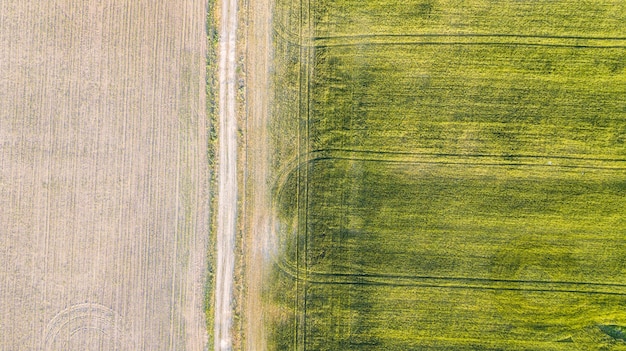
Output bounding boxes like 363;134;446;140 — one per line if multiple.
267;0;626;350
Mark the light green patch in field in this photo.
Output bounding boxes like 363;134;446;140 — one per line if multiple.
312;44;626;157
313;0;626;38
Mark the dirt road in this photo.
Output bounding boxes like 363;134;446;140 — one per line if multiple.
0;1;209;350
214;0;239;349
214;0;274;348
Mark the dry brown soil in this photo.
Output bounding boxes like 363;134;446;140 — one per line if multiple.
0;1;209;350
241;0;274;349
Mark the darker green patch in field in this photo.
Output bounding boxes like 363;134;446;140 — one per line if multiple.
276;168;299;221
304;158;626;281
598;324;626;342
416;1;434;18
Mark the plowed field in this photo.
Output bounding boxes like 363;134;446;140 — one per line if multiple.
0;1;209;349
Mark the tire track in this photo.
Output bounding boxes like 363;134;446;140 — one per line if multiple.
312;33;626;49
273;253;626;296
41;303;133;351
314;33;626;41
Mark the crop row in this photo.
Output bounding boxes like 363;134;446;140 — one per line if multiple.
311;44;626;158
312;0;626;38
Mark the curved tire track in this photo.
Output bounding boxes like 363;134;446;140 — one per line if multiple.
41;303;133;351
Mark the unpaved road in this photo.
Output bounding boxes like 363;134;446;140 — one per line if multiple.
215;0;274;348
0;1;209;350
214;0;239;349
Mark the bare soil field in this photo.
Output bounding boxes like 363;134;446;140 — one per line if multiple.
0;1;209;350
